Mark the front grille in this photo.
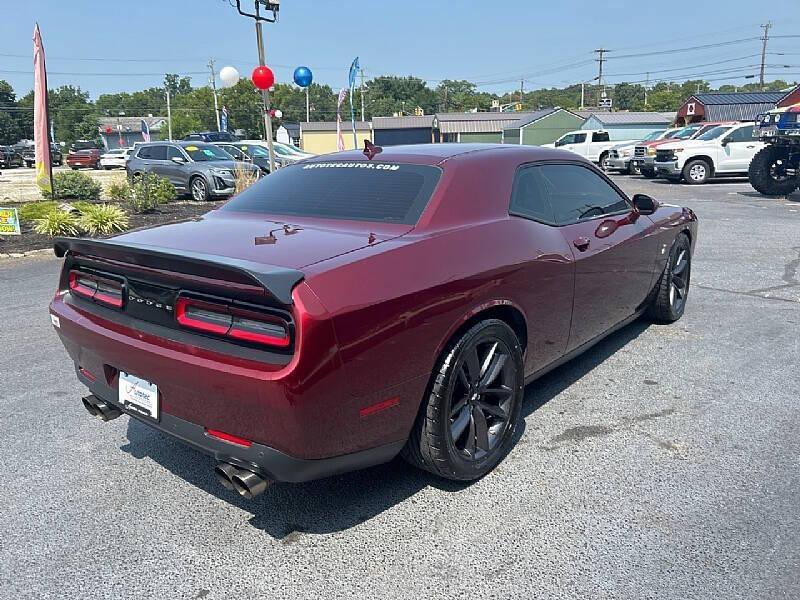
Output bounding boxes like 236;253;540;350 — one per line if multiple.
634;146;646;157
656;149;675;162
609;150;619;159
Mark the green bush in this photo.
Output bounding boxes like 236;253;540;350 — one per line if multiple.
78;204;129;235
106;178;131;202
18;201;58;222
128;172;176;213
42;170;102;201
33;211;80;237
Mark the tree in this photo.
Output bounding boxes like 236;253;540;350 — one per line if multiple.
612;82;646;111
164;74;192;97
366;76;438;117
0;80;23;144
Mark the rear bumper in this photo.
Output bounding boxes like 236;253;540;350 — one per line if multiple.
80;369;403;482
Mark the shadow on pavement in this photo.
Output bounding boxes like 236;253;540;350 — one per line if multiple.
121;318;651;539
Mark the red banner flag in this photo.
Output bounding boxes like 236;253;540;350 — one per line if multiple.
33;23;54;195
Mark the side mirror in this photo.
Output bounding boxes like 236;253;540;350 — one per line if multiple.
632;194;658;215
171;156;186;164
720;138;729;146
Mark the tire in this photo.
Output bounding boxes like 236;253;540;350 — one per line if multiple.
641;167;657;179
599;152;610;172
190;176;210;201
646;233;691;323
103;165;112;170
402;319;525;481
682;159;711;184
748;145;798;196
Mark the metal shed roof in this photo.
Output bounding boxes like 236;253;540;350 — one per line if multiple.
586;111;676;125
693;92;785;105
279;121;301;136
300;121;372;132
704;103;777;122
434;111;536;134
505;108;563;129
97;116;166;131
372;115;435;130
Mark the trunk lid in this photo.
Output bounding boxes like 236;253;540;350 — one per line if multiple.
111;210;412;271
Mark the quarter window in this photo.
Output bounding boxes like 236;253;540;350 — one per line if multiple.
510;167;556;223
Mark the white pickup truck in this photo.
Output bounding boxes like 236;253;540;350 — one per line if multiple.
546;129;636;168
653;122;764;184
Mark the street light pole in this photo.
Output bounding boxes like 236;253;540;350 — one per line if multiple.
254;4;276;172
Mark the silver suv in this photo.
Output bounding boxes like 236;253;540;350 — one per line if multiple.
126;141;260;201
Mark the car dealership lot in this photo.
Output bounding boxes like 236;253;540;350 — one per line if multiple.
0;176;798;599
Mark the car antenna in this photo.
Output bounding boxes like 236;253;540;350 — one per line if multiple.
363;140;382;160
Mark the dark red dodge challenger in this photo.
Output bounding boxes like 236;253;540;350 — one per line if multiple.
49;143;697;499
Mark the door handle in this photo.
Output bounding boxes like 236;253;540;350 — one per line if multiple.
746;145;756;149
573;237;590;252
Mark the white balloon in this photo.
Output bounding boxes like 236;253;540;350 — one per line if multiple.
219;66;240;88
274;109;283;119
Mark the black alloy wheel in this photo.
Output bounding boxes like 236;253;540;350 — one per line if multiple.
647;233;692;322
403;319;524;481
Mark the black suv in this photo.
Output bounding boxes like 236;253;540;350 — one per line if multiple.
19;144;63;168
0;146;24;169
183;131;239;143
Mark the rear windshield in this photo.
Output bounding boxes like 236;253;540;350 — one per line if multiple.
221;161;442;224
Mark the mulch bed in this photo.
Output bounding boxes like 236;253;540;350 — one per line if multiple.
0;200;225;255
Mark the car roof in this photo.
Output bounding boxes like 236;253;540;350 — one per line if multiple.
307;143;582;167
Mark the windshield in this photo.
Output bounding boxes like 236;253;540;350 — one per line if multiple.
662;129;683;139
243;145;270;157
222;162;442;224
281;144;306;155
673;127;700;140
642;130;666;141
695;126;732;141
183;144;233;162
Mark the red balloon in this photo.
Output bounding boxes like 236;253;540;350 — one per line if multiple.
251;65;275;90
105;126;113;134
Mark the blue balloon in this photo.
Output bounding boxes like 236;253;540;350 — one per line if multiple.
293;66;313;88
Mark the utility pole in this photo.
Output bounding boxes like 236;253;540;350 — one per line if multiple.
519;77;524;109
594;48;609;93
208;58;220;131
305;87;310;123
359;68;366;122
644;72;649;108
580;82;585;110
759;21;772;91
165;88;172;141
443;85;448;112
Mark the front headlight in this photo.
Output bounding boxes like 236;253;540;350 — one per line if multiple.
210;167;233;177
622;150;631;157
673;148;684;153
647;147;656;156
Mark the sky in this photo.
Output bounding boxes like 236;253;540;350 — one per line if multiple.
1;0;800;99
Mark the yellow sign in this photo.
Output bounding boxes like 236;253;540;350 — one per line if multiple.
0;207;21;235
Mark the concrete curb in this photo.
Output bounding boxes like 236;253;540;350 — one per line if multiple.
0;247;53;261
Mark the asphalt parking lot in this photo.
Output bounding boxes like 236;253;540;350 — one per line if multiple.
1;175;798;599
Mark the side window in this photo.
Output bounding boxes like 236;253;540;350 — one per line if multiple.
573;133;587;144
537;164;630;224
137;146;153;159
728;126;757;142
167;146;184;160
509;167;556;224
556;134;575;146
592;131;610;142
150;145;168;160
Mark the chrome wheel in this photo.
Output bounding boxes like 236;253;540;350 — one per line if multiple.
669;247;690;313
449;339;516;461
191;177;207;201
688;163;706;182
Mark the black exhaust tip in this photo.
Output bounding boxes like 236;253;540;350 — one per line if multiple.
230;469;270;499
214;462;271;499
214;463;237;491
81;395;122;422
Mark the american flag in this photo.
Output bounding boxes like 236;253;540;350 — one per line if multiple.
140;119;150;143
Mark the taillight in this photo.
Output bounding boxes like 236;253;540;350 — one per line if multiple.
68;270;124;308
175;296;290;348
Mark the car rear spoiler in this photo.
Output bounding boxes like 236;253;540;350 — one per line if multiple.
53;237;304;305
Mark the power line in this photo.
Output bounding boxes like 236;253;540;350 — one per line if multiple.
604;55;761;78
605;37;761;60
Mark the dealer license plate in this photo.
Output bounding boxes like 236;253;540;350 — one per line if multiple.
119;371;159;420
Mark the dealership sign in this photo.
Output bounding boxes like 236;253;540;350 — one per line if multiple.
0;208;21;235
